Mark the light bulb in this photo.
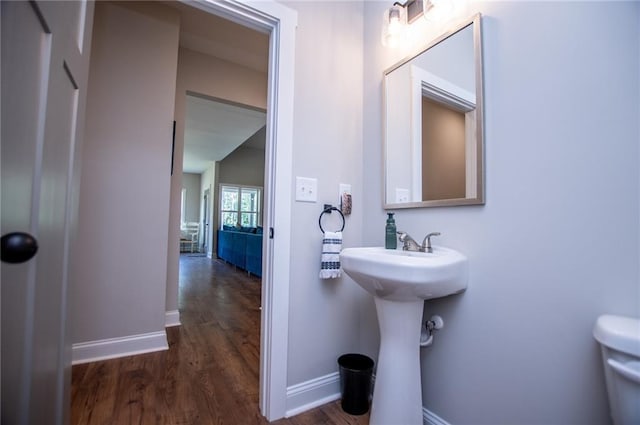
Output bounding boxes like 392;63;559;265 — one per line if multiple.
389;13;401;33
381;5;406;47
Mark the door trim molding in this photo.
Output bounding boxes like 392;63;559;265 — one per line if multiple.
183;0;297;421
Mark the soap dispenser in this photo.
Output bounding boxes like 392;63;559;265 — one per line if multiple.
385;213;397;249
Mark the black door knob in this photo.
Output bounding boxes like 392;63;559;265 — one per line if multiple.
1;232;39;264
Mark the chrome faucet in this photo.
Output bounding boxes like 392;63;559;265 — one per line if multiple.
397;231;421;252
397;231;441;253
422;232;441;253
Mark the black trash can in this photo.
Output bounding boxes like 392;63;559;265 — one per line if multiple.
337;353;374;415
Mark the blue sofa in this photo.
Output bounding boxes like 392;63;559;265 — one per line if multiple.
217;226;263;277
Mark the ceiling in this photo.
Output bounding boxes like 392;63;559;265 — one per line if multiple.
163;1;269;174
183;95;266;173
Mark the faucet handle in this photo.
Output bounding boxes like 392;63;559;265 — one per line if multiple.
422;232;441;253
396;231;413;251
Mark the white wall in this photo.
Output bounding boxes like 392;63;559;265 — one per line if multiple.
182;173;201;223
363;2;640;424
71;2;180;342
281;1;366;389
166;46;268;313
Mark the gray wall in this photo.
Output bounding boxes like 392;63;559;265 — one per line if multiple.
182;173;201;223
218;130;266;188
363;2;639;424
282;1;367;387
412;23;475;93
71;2;180;342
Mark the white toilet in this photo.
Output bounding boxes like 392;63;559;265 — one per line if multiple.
593;315;640;425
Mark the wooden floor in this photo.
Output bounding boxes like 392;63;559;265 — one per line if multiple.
71;255;370;424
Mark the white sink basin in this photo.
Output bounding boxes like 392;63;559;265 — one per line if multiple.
340;245;469;424
340;246;468;301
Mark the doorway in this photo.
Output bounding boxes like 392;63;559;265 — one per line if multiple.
70;0;295;421
171;1;297;420
180;92;267;258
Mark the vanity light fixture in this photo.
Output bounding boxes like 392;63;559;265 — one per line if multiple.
382;0;454;47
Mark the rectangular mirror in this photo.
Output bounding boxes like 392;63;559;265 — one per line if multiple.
383;14;484;208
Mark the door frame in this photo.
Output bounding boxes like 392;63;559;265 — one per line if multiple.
183;0;297;421
202;187;210;254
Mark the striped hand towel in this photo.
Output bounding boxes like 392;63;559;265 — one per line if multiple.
319;231;342;279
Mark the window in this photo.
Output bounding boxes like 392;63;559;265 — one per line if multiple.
220;185;262;228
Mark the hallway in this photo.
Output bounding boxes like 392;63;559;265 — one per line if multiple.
71;256;369;424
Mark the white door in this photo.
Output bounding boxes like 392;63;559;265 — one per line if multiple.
1;1;93;424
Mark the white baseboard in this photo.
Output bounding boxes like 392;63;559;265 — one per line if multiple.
284;372;449;425
72;330;168;365
165;309;181;327
424;407;450;425
285;372;341;418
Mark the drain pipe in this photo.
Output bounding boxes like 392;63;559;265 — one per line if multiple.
420;315;444;347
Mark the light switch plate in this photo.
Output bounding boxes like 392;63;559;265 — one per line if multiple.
295;177;317;202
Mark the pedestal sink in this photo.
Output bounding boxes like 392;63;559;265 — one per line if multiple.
340;246;468;425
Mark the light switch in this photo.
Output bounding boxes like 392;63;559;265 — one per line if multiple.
295;177;317;202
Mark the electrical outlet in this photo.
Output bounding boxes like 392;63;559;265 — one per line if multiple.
339;183;352;214
396;188;409;203
295;177;317;202
339;183;351;204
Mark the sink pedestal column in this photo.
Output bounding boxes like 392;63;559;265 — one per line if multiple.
370;298;423;425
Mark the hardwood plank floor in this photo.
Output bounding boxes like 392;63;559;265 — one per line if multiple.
71;256;370;424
